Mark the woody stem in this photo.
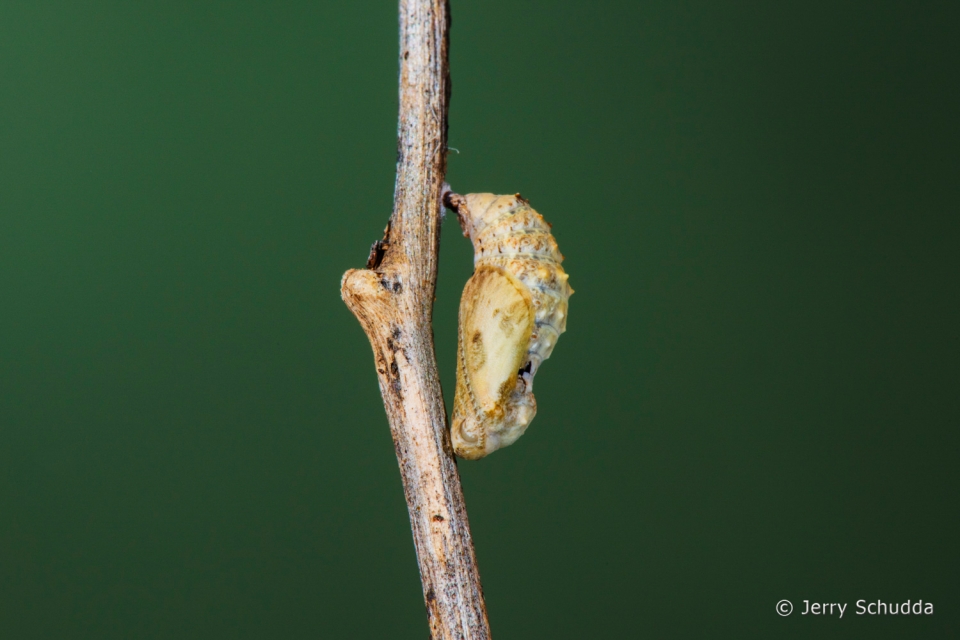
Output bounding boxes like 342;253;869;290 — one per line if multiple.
339;1;491;638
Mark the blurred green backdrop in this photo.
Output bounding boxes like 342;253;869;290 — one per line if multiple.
1;1;957;638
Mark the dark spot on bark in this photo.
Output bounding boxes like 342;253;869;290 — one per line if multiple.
471;331;482;345
432;514;444;522
367;240;387;270
520;361;532;375
380;277;400;293
386;327;403;353
366;221;392;269
424;585;438;631
403;50;409;59
384;327;405;397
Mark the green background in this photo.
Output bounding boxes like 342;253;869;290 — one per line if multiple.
1;1;957;638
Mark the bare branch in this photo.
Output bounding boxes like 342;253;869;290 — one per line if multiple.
340;1;491;638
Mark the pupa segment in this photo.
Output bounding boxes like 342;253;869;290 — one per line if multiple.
450;193;572;459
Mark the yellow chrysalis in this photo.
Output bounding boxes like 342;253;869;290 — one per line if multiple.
449;193;572;459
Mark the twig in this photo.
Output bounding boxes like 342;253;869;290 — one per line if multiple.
340;1;491;638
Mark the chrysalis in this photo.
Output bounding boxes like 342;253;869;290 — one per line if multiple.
448;193;572;459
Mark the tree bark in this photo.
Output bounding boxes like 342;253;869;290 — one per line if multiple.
340;1;491;638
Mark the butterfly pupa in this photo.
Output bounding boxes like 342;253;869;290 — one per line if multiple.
447;193;572;459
